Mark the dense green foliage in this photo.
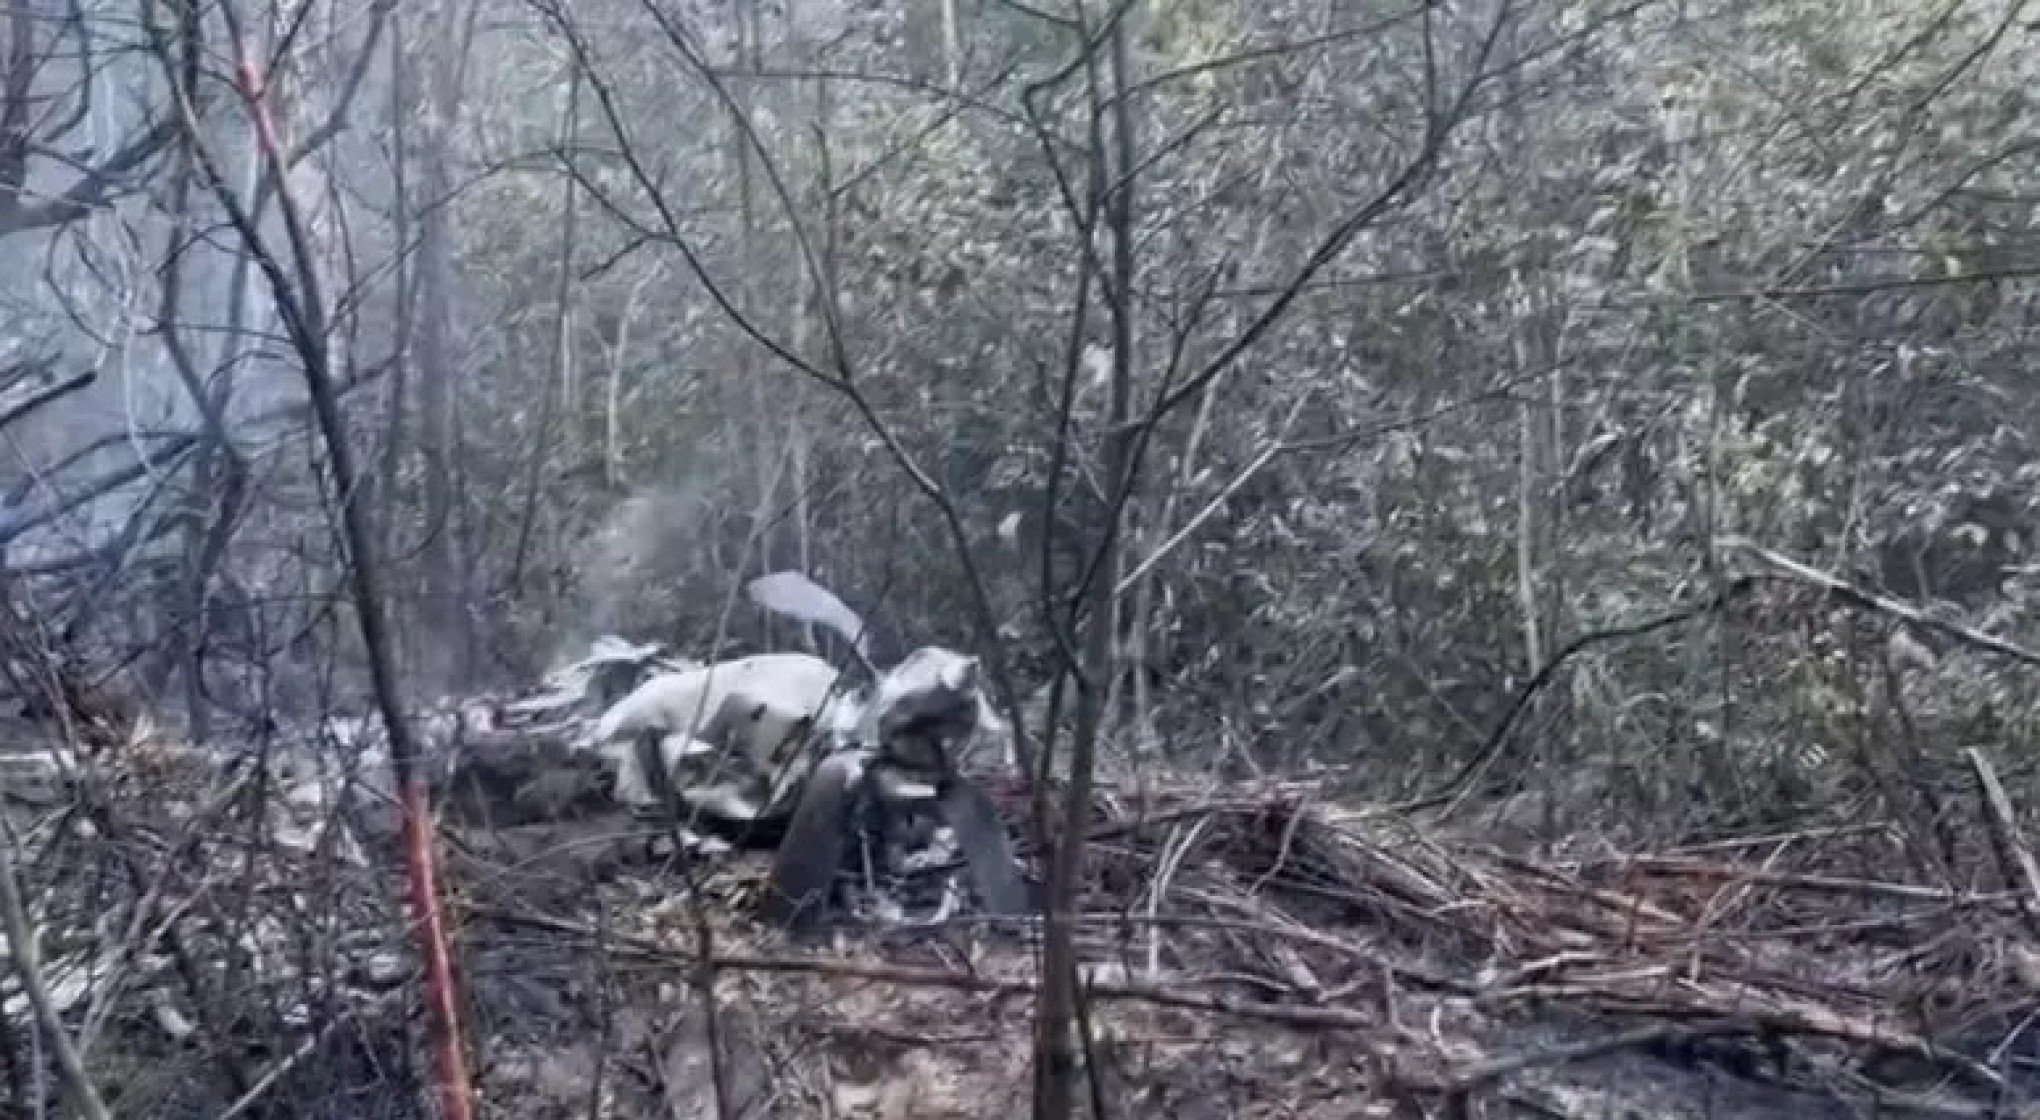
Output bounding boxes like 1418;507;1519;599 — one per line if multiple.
4;0;2039;853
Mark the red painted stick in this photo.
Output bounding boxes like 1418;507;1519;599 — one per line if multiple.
400;775;477;1120
231;45;478;1120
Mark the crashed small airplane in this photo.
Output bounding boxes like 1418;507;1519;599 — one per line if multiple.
577;571;1028;930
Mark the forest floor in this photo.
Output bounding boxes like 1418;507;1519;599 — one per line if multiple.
14;689;2040;1119
444;770;2040;1120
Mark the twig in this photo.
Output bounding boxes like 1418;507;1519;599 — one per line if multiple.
0;818;111;1120
1605;857;2020;905
1114;394;1309;596
1436;1021;1750;1095
0;362;393;553
1728;539;2040;667
697;953;1388;1030
807;1022;1002;1047
583;902;612;1120
213;992;405;1120
0;369;94;431
1404;578;1760;815
1963;747;2040;938
1692;264;2040;302
1586;822;1893;860
483;906;1389;1030
876;905;1472;992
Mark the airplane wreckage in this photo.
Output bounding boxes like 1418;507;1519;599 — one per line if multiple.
449;571;1031;931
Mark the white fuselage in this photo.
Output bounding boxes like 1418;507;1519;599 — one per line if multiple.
586;652;864;807
584;645;1007;810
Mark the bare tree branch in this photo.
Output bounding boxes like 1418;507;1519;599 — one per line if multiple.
0;361;93;429
0;816;112;1120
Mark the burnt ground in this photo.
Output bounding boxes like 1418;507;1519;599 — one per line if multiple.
439;778;2040;1120
7;705;2040;1119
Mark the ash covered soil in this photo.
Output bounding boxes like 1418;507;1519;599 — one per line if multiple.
449;787;2040;1120
9;667;2040;1120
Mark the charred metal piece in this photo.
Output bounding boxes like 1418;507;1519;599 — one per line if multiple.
758;750;869;931
581;573;1028;930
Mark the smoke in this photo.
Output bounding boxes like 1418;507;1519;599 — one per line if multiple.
562;484;712;665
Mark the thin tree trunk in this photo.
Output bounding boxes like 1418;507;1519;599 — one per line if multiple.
416;154;456;680
940;0;962;87
378;7;413;563
1515;385;1543;675
169;13;270;743
732;0;781;593
790;0;824;646
603;269;653;488
1035;9;1137;1117
1542;314;1567;672
1119;133;1284;775
414;0;481;690
509;61;582;594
